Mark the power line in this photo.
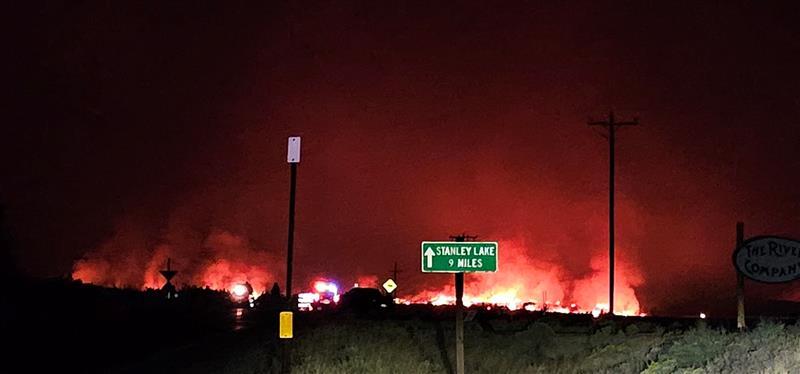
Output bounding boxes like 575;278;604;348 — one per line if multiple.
449;233;478;242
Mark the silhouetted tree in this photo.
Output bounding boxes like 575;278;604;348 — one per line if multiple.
257;282;284;310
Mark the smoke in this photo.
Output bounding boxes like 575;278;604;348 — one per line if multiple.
72;221;154;288
72;258;114;286
463;239;567;307
142;244;171;289
73;223;645;314
192;230;279;295
33;2;800;317
407;238;644;314
355;275;379;288
73;225;280;296
571;252;643;314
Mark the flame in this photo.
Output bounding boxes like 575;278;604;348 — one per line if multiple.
73;231;644;316
72;258;114;286
231;284;249;297
72;229;276;298
403;239;644;316
355;275;378;288
571;254;643;315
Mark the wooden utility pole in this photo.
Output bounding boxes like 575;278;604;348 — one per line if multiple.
286;161;297;301
391;261;400;281
450;233;476;374
283;136;301;374
736;221;747;331
588;111;638;315
286;137;301;301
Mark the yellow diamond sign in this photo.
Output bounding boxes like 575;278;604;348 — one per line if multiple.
382;278;397;293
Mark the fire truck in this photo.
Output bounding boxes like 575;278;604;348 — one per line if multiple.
297;280;340;311
229;282;255;307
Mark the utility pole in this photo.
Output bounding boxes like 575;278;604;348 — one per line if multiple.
389;261;402;296
450;233;476;374
286;161;297;301
588;111;638;315
391;261;401;281
282;136;301;374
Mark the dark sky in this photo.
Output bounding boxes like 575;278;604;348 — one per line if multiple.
6;1;800;315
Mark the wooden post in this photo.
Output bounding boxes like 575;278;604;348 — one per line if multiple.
450;234;471;374
736;221;746;331
455;272;464;374
283;137;301;374
286;162;297;300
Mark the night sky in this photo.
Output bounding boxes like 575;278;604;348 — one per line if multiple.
6;1;800;315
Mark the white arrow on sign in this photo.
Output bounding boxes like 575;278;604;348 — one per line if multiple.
424;247;435;268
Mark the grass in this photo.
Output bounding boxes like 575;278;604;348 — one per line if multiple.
219;315;800;374
292;319;445;374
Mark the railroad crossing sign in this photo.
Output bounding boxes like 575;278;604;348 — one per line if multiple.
421;241;498;273
382;278;397;293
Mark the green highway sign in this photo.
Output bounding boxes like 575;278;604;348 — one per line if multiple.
421;241;498;273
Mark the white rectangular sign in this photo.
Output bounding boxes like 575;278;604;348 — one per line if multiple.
287;136;301;163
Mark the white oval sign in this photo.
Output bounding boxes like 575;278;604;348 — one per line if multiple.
733;236;800;283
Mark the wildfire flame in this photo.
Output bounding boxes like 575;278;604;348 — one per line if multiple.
72;229;276;299
231;284;249;298
72;232;644;316
400;240;644;316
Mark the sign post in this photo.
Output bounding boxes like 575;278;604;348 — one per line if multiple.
422;237;497;374
286;136;301;300
282;136;301;374
455;270;464;374
735;222;746;331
